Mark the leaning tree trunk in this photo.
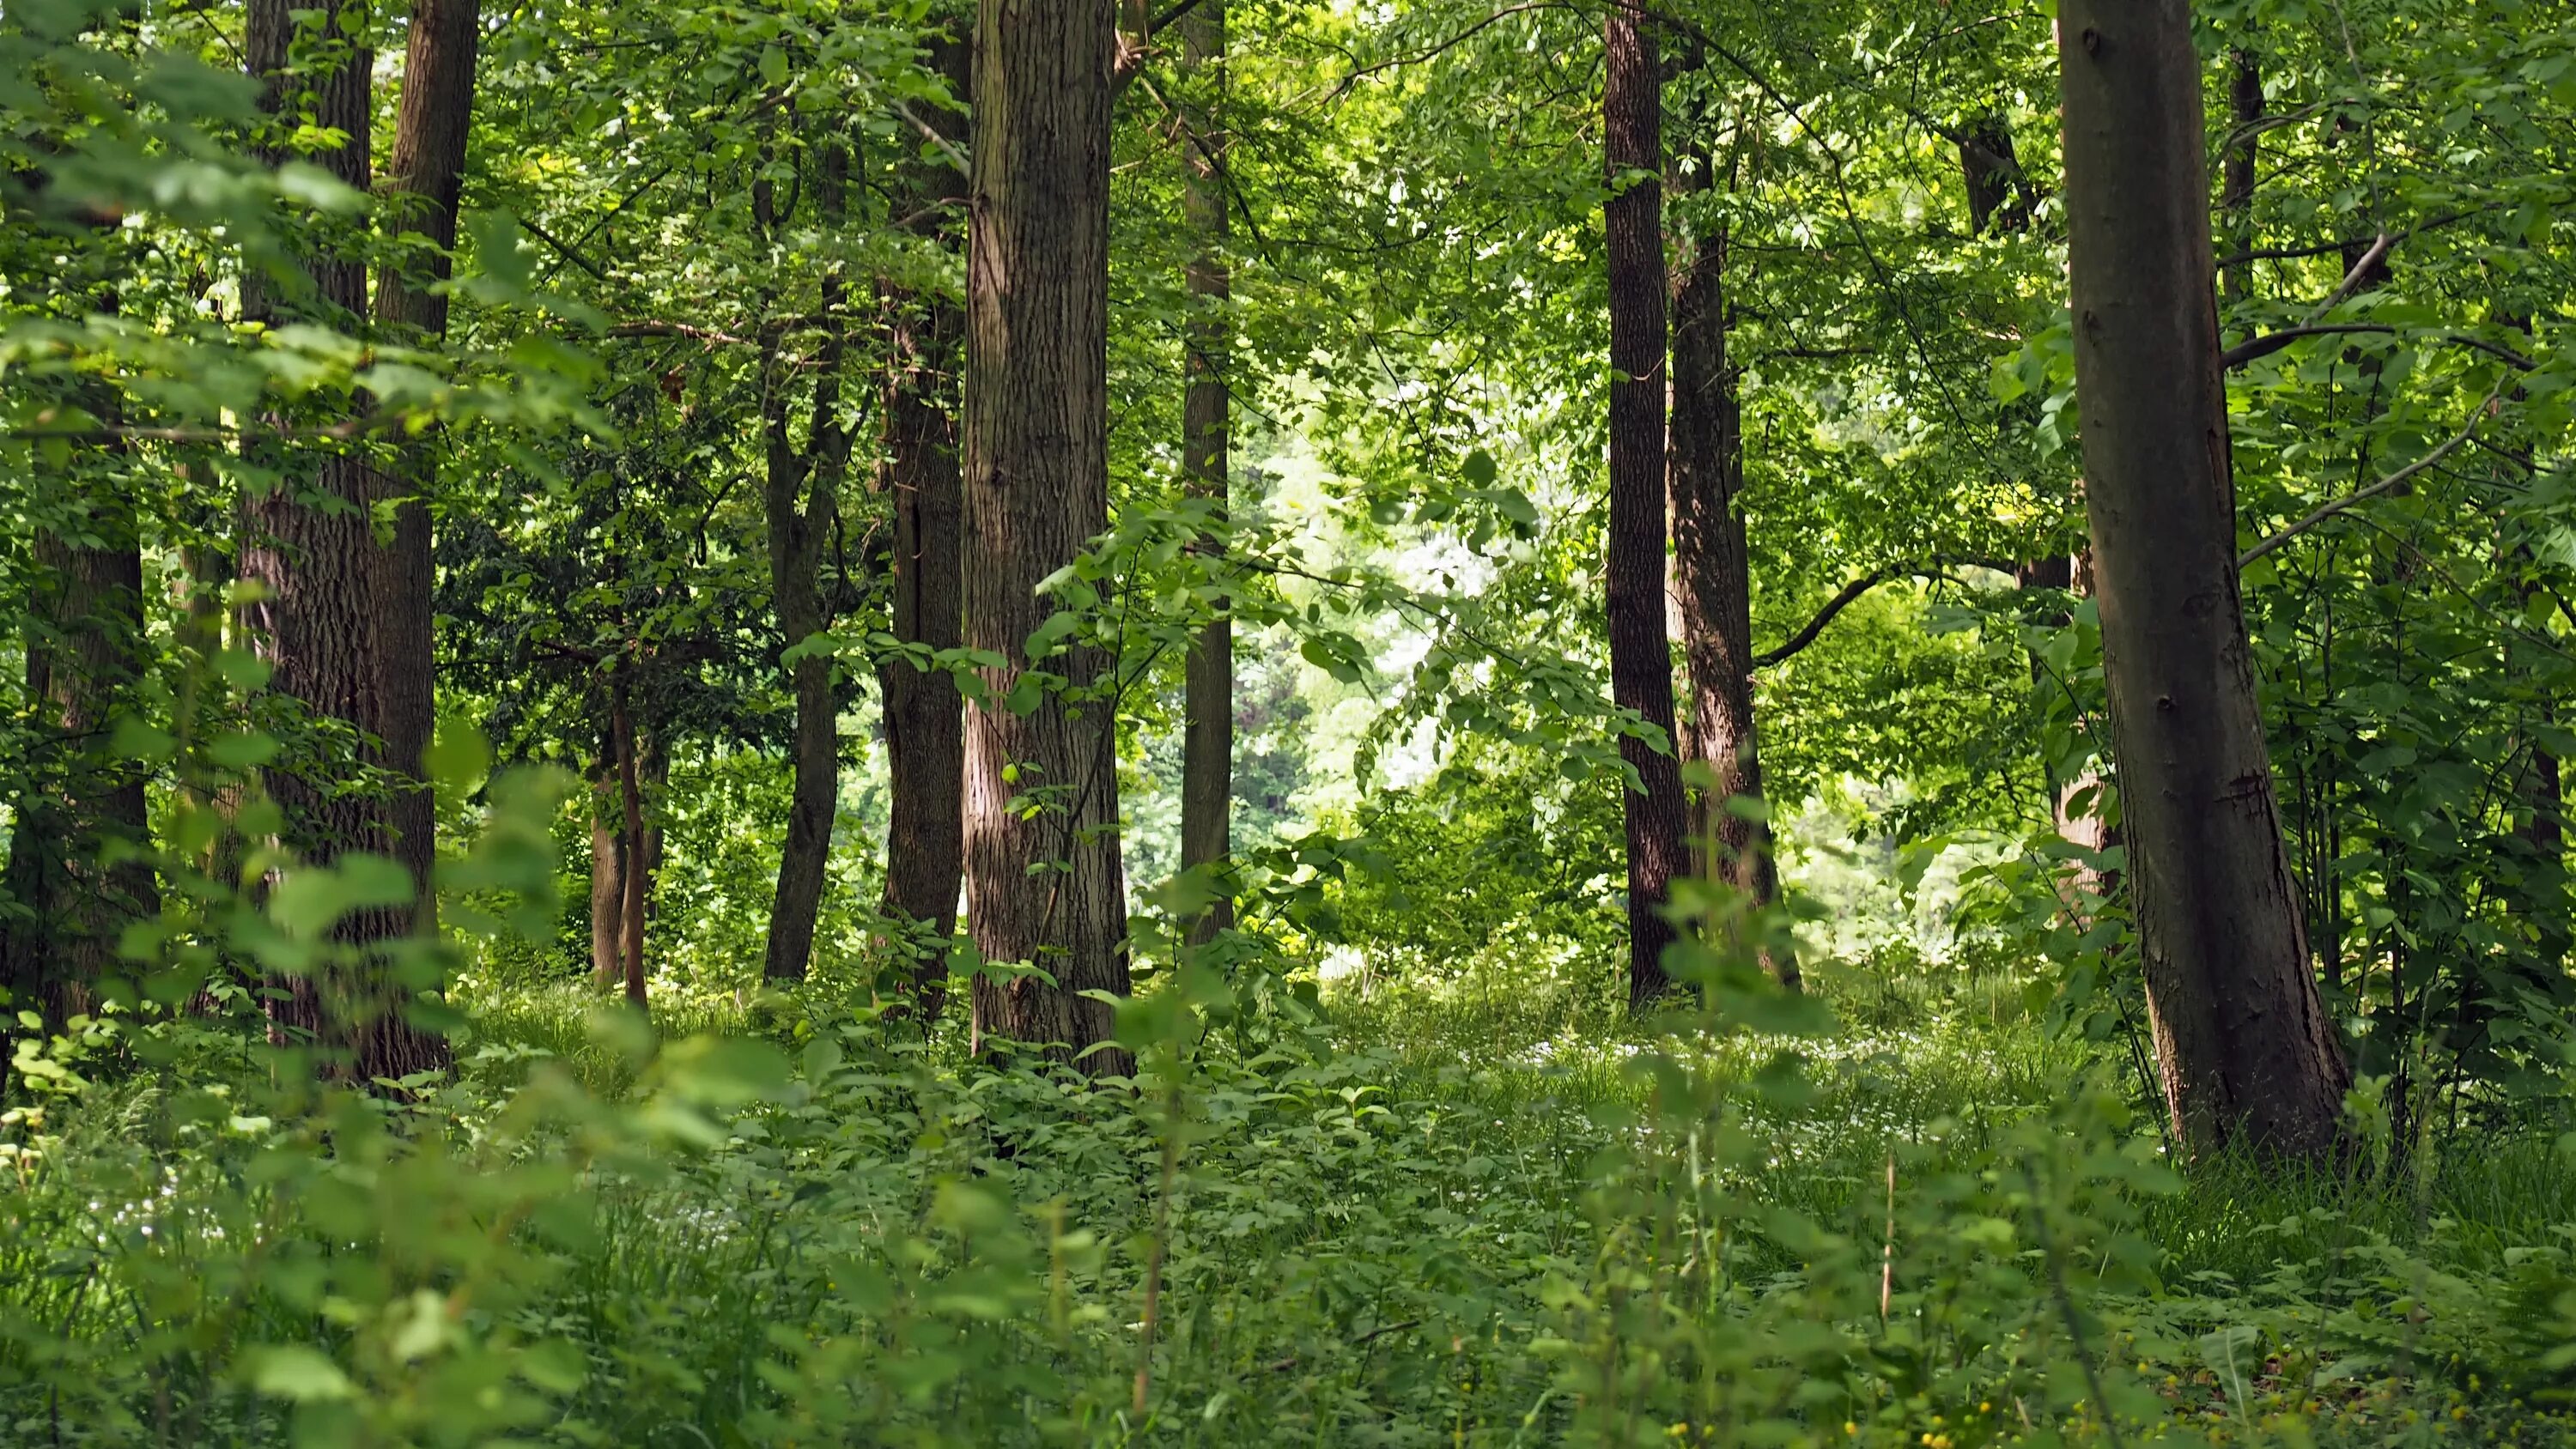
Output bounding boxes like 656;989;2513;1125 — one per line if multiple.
759;142;853;985
1179;0;1236;945
877;25;969;1022
1668;112;1797;992
242;0;450;1082
2057;0;2347;1159
963;0;1133;1076
371;0;479;932
1601;2;1688;1009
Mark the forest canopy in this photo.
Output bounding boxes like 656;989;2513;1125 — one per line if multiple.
4;0;2576;1443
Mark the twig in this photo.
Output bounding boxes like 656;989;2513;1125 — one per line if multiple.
2237;393;2497;567
890;99;969;177
2021;1160;2128;1449
1264;1318;1423;1373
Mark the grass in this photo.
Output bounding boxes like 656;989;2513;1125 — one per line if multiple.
5;957;2576;1446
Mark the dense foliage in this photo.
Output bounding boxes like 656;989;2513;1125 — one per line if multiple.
6;0;2576;1443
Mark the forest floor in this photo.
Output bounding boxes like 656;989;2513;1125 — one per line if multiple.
9;960;2576;1446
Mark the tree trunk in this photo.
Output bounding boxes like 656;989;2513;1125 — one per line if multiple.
1668;106;1797;992
2057;0;2347;1159
371;0;479;931
878;26;969;1022
612;678;647;1010
1;411;157;1027
2221;45;2260;303
1179;0;1235;945
963;0;1133;1076
589;749;624;990
760;142;853;985
1602;2;1688;1009
243;0;450;1081
1959;112;2032;237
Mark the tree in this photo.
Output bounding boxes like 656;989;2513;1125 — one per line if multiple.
2057;0;2347;1158
373;0;480;928
242;0;449;1080
1179;0;1235;946
963;0;1133;1076
877;26;970;1019
1601;2;1687;1008
757;137;855;985
1667;76;1795;991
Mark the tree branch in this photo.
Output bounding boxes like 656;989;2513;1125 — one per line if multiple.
2220;324;2538;373
2236;395;2495;568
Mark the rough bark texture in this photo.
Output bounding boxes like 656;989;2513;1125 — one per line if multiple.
1602;3;1688;1009
878;27;969;1022
2057;0;2348;1159
371;0;479;929
964;0;1133;1076
243;0;450;1081
1668;129;1797;992
1;417;158;1027
1180;0;1236;945
759;145;853;984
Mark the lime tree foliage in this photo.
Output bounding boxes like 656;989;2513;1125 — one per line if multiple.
11;0;2576;1442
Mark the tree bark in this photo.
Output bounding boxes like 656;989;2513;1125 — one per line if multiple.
612;678;647;1009
1668;102;1797;992
963;0;1133;1076
1602;3;1688;1009
1179;0;1235;946
2221;45;2261;303
759;142;853;985
1;403;157;1027
371;0;480;931
878;26;969;1022
243;0;450;1081
1959;112;2032;237
589;749;624;991
2057;0;2347;1159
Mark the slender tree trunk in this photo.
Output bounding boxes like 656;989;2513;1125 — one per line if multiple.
1180;0;1235;945
612;678;647;1009
372;0;479;931
963;0;1133;1076
878;27;969;1022
2057;0;2347;1159
1668;106;1797;991
243;0;450;1080
760;143;853;985
1602;2;1688;1009
589;749;624;991
2221;45;2261;303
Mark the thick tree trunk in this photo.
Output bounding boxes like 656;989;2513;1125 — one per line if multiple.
1668;126;1797;991
1180;0;1235;945
372;0;479;931
243;0;449;1081
1;421;157;1026
878;27;969;1022
1602;3;1688;1009
2057;0;2347;1159
963;0;1133;1076
760;144;852;985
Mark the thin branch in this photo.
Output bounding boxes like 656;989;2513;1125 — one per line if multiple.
2237;395;2496;567
2221;324;2538;373
890;99;969;177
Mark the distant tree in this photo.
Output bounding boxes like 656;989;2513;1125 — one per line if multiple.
1179;0;1236;947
